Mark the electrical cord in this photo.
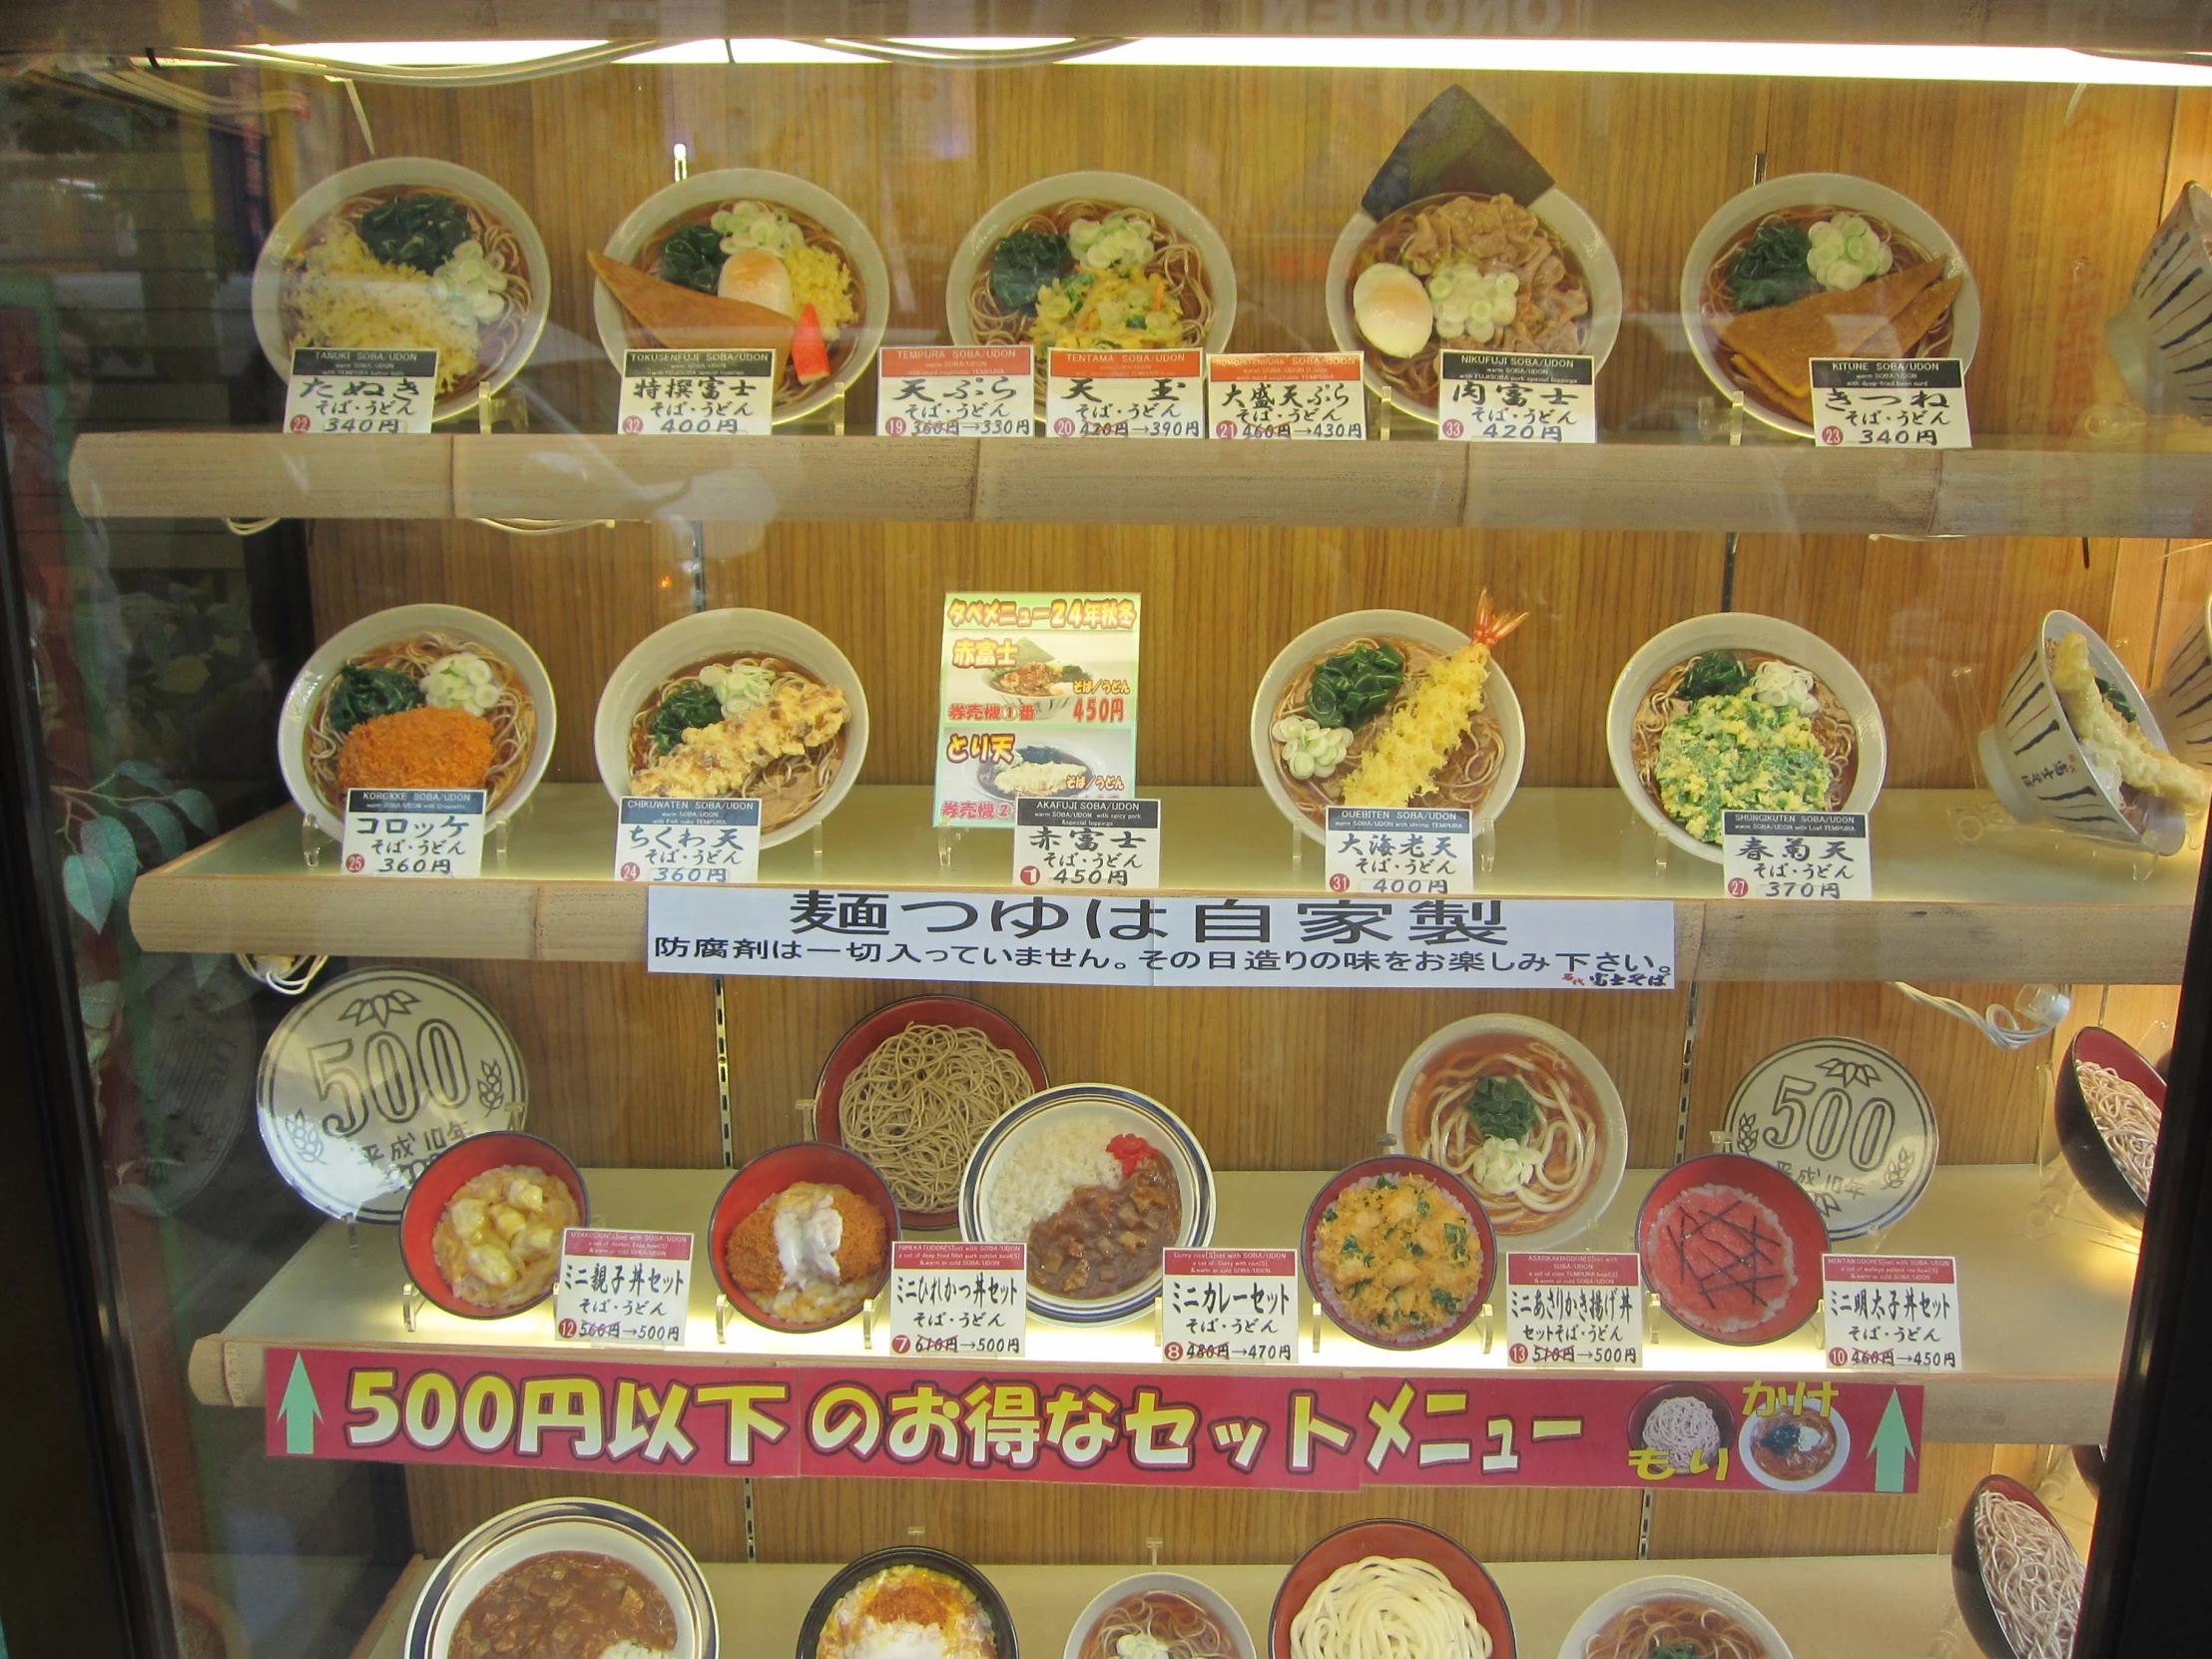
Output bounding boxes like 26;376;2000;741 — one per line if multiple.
1889;981;2071;1049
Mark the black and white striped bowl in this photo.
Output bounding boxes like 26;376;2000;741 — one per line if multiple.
2152;594;2212;766
2106;183;2212;418
1978;610;2185;854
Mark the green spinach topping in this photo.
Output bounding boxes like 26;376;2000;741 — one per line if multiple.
656;224;729;294
649;680;725;753
1459;1074;1539;1143
1307;642;1405;730
1649;1643;1707;1659
2097;676;2137;723
1677;650;1751;703
1728;221;1822;312
988;230;1072;315
327;664;421;738
356;193;474;276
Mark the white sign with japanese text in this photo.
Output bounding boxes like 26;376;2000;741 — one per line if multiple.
340;788;484;878
644;888;1677;991
1324;806;1475;895
886;1241;1026;1359
1161;1249;1299;1366
1811;358;1969;448
1206;352;1366;440
1722;812;1872;902
1046;348;1204;437
617;348;774;435
1504;1253;1644;1368
614;797;762;884
554;1229;693;1348
878;345;1034;436
1823;1255;1962;1373
1015;799;1160;889
284;347;438;434
1437;351;1596;444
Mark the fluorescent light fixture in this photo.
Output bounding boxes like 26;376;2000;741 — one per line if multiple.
723;39;881;64
258;40;605;67
619;40;731;64
887;38;1080;51
1082;36;2212;86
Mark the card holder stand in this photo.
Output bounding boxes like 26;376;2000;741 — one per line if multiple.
400;1280;425;1333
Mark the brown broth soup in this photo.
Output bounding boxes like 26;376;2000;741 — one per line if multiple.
451;1550;677;1659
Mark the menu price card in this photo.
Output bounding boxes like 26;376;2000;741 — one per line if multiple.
1046;348;1204;437
1161;1249;1300;1366
887;1242;1026;1359
340;789;484;878
1015;798;1161;888
1206;353;1366;440
1824;1255;1961;1373
614;797;762;884
555;1229;693;1347
1324;806;1475;895
1503;1253;1644;1368
1811;358;1969;448
617;348;775;435
284;347;438;434
1438;351;1596;443
878;345;1033;436
1722;812;1871;901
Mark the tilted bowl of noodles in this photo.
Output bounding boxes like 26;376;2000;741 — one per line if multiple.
254;158;551;423
1556;1575;1791;1659
1065;1572;1257;1659
1952;1474;2085;1659
278;602;556;842
2053;1026;2165;1228
1271;1518;1514;1659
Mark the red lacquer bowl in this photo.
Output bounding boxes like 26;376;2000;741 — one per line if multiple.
1637;1153;1828;1346
400;1131;588;1320
708;1141;899;1335
1303;1154;1498;1352
1269;1518;1515;1659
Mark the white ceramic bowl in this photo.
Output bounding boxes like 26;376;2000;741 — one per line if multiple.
1325;187;1623;425
1556;1575;1792;1659
2107;183;2212;418
945;170;1239;367
593;609;869;849
960;1083;1216;1326
1606;613;1888;864
1385;1012;1629;1253
1979;609;2185;854
1249;609;1526;846
253;158;552;424
1737;1401;1853;1493
2152;591;2212;765
1678;172;1979;439
1062;1571;1257;1659
277;603;557;842
592;168;889;427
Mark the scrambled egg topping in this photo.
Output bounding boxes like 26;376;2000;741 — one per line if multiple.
2051;631;2208;809
631;679;849;799
1656;693;1833;843
286;227;483;395
431;1165;578;1311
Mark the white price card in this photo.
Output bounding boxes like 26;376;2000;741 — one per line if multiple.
1437;351;1596;443
1161;1249;1300;1366
1014;798;1160;889
1823;1255;1961;1373
1722;811;1872;901
284;347;437;434
614;797;761;884
877;345;1034;436
554;1228;694;1347
1811;357;1969;448
1206;352;1366;439
1503;1253;1644;1368
340;788;484;878
617;348;774;435
886;1241;1026;1359
1046;348;1205;437
1324;806;1475;895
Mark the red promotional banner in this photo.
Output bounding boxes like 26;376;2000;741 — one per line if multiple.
266;1350;1923;1495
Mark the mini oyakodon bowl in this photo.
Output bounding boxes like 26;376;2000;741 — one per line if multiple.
2107;182;2212;419
1978;609;2186;855
399;1131;588;1320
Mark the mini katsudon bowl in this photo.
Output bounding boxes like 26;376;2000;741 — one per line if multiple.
710;1142;898;1335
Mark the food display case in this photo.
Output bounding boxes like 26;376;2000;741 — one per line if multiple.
8;6;2212;1658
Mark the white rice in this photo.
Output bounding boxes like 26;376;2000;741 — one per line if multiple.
986;1114;1120;1240
600;1644;675;1659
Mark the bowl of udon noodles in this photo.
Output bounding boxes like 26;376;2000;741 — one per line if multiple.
254;158;551;423
1065;1572;1257;1659
1679;172;1978;440
2053;1025;2165;1228
1606;613;1887;864
278;602;556;843
946;170;1237;404
591;168;888;427
594;609;868;849
1250;607;1525;845
1952;1474;2085;1659
1555;1575;1791;1659
1326;187;1621;427
1270;1518;1514;1659
1386;1013;1628;1252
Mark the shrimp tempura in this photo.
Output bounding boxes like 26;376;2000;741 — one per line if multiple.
2051;632;2208;808
1341;594;1527;808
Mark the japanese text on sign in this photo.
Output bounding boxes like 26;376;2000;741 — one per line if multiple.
1046;348;1204;437
1824;1256;1962;1373
1722;812;1872;902
887;1242;1026;1359
340;789;484;878
1437;351;1596;444
1324;806;1475;895
878;345;1033;436
1504;1254;1644;1368
1811;357;1970;449
555;1230;694;1348
284;347;438;434
1206;353;1366;440
1162;1250;1300;1366
617;348;774;435
1016;799;1161;889
615;797;762;884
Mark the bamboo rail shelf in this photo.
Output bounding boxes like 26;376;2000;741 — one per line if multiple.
66;431;2212;536
131;785;2197;981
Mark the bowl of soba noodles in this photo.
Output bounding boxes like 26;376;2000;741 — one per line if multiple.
1065;1572;1256;1659
1557;1575;1792;1659
1953;1474;2085;1659
2054;1026;2165;1228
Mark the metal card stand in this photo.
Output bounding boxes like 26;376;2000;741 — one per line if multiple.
400;1280;425;1333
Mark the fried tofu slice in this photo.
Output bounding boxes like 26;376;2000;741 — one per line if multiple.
1720;257;1949;397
